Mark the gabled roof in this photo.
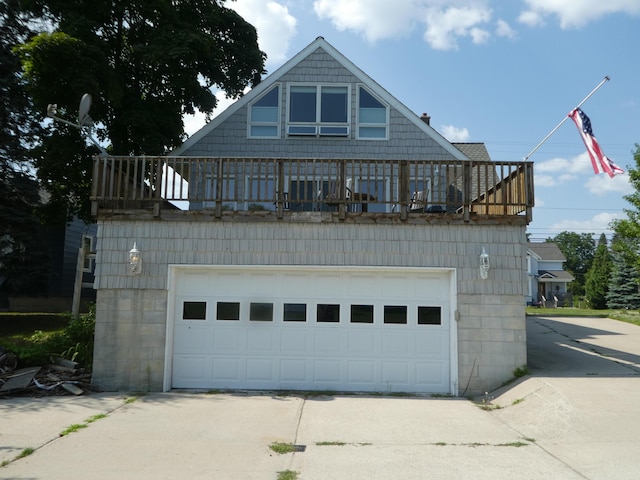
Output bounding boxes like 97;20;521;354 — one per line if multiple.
452;143;492;162
527;242;567;262
173;36;468;159
538;270;575;282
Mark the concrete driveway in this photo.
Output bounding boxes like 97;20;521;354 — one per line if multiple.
489;315;640;480
1;314;639;480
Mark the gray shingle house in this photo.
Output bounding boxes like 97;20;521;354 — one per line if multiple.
90;37;534;396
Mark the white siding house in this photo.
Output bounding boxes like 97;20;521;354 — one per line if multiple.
526;242;574;306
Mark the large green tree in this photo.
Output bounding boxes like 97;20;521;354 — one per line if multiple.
612;145;640;253
584;234;612;309
16;0;266;221
0;0;51;295
548;231;596;298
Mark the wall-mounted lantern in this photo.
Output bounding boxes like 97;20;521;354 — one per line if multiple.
129;242;142;275
480;247;490;280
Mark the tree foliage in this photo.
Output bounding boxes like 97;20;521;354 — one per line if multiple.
612;145;640;254
15;0;266;221
584;234;612;309
0;0;51;294
606;240;640;310
548;231;595;298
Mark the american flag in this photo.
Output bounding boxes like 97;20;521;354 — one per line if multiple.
568;108;624;178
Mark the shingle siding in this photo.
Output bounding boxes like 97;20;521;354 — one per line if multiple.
181;50;457;161
92;219;527;394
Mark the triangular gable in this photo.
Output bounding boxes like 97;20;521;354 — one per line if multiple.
172;37;468;159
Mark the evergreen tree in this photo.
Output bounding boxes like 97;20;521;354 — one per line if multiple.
584;234;612;309
606;240;640;309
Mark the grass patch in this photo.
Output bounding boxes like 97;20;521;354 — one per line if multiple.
523;437;536;443
513;365;529;378
497;441;529;447
0;307;95;369
15;447;35;459
60;423;88;436
316;441;346;446
270;442;297;454
85;413;107;423
277;470;299;480
526;307;640;327
512;398;525;406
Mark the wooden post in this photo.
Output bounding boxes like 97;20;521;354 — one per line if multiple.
71;245;86;318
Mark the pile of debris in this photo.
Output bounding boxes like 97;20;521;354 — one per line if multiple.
0;347;98;396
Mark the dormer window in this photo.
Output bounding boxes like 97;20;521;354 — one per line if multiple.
248;85;280;138
357;86;388;140
287;84;350;136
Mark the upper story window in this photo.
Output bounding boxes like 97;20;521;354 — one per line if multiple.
287;84;350;137
249;85;280;138
357;85;388;140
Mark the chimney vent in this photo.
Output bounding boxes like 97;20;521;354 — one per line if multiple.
420;113;431;125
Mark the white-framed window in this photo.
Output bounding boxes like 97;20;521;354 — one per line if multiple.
82;235;94;273
357;85;388;140
248;84;280;138
287;84;350;137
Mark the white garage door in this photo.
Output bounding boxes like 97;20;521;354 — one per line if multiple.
168;266;455;394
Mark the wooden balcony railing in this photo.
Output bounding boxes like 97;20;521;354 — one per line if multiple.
91;156;534;222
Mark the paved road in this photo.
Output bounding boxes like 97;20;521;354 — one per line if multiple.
1;315;639;480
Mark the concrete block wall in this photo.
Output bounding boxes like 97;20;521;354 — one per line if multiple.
92;219;528;395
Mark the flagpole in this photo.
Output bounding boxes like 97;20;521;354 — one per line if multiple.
523;76;610;161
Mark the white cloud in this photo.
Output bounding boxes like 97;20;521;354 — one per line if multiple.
314;0;493;50
519;0;640;29
534;152;592;176
314;0;418;43
229;0;297;68
423;5;492;50
550;212;623;234
517;9;545;27
441;124;470;142
584;172;632;196
495;19;516;38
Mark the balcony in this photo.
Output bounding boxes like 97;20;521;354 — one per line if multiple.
91;157;534;224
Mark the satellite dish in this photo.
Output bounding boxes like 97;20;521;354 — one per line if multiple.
78;93;92;126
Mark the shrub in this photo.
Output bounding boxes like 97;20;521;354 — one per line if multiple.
9;305;96;370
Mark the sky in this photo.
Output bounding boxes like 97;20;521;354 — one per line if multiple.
184;0;640;243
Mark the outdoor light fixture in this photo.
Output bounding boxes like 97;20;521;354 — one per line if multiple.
129;242;142;275
480;247;490;280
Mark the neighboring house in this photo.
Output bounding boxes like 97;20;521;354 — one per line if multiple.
7;217;96;313
90;37;534;396
526;242;574;306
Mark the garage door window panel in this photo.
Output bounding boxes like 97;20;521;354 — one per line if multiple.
217;302;240;321
183;301;207;320
350;304;374;324
384;305;407;324
418;306;442;325
317;303;340;323
284;303;307;322
250;303;274;322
